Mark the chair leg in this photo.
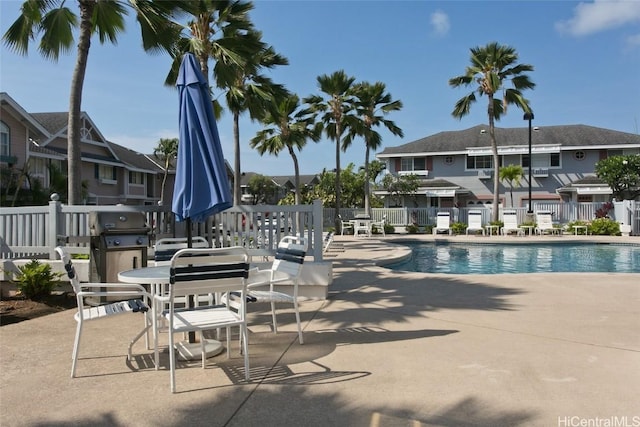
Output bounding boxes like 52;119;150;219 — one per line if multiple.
169;330;176;393
241;324;250;381
71;321;82;378
293;299;304;345
270;301;278;334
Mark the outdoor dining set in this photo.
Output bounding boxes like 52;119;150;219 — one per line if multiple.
54;234;308;393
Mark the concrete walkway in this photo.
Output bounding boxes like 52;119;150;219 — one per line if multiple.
1;235;639;426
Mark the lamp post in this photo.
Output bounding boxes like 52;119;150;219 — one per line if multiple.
523;112;534;214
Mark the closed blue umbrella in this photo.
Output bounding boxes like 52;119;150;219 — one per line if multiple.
172;53;232;226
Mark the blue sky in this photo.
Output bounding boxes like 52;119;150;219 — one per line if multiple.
1;0;639;176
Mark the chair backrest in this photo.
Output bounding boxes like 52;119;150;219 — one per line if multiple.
536;211;553;229
169;246;249;300
55;246;81;294
503;210;519;229
155;237;209;263
468;210;482;228
436;212;450;228
273;236;307;279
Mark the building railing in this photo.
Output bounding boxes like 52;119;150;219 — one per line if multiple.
0;199;325;261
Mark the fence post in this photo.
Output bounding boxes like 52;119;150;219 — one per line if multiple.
312;199;323;262
48;197;61;259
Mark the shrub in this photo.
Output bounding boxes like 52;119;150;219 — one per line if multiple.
13;259;63;300
406;223;420;234
565;220;589;235
383;224;395;234
589;217;620;236
451;222;467;235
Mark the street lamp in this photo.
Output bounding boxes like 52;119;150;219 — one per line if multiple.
523;112;534;214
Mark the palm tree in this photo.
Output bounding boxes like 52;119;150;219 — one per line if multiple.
449;41;535;221
250;93;321;205
349;81;403;215
216;30;288;204
304;70;357;231
499;164;524;208
3;0;186;205
153;137;179;205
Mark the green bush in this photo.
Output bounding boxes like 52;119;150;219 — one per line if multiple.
565;220;589;235
13;259;63;300
451;222;467;235
588;217;620;236
405;223;420;234
383;224;395;235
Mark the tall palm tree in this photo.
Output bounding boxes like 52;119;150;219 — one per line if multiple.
449;41;535;221
3;0;187;205
216;30;288;204
349;81;404;215
499;164;523;208
304;70;357;231
250;93;321;205
153;137;179;205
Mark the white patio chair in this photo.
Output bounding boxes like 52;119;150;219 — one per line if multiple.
432;211;452;235
501;210;524;236
353;219;372;237
54;246;151;378
535;211;560;235
466;210;485;235
158;246;251;393
338;215;354;235
153;236;209;264
371;215;387;236
246;236;307;344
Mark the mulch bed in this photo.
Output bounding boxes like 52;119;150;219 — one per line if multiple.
0;293;76;326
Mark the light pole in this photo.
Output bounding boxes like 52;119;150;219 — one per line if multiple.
523;112;534;214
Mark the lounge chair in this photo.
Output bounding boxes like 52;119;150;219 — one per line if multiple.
535;211;561;235
501;210;524;236
432;211;452;235
466;210;485;235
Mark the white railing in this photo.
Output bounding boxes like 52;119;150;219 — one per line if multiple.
0;200;325;261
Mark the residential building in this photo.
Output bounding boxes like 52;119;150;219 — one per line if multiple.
376;124;640;209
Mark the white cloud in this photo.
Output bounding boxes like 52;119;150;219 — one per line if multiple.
555;0;640;36
430;10;450;36
626;33;640;48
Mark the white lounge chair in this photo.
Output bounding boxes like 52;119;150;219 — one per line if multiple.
433;212;452;235
535;211;561;235
466;210;485;235
501;210;524;236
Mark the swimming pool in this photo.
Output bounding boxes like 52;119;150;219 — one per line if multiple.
385;242;640;274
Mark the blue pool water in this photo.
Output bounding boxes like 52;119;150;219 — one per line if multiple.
386;242;640;274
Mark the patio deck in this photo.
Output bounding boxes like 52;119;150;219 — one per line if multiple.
1;234;639;427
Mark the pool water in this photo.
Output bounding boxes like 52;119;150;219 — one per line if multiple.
386;242;640;274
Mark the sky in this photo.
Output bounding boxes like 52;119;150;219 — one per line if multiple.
1;0;639;177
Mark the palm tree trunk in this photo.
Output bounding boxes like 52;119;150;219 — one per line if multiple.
67;0;94;206
364;141;371;216
233;112;241;205
334;134;342;232
488;96;500;222
289;146;302;231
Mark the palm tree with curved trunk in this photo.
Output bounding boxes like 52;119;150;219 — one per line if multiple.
348;81;404;215
216;30;288;205
304;70;357;231
250;93;322;205
153;137;179;205
3;0;187;205
449;41;535;221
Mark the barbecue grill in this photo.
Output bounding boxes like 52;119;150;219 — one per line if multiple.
89;211;150;286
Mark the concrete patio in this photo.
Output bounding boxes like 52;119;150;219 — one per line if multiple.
1;235;638;426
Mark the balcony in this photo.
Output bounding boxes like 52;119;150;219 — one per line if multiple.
533;168;549;177
397;170;429;178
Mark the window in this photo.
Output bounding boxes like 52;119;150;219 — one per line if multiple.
444;155;454;165
574;151;585;161
31;157;47;177
129;171;144;185
467;155;501;169
95;164;116;183
0;121;9;157
521;153;560;168
401;157;426;171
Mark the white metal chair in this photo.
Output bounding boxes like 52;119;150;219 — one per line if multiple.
433;212;453;235
54;246;151;378
501;210;524;236
158;246;251;393
338;215;354;235
246;236;307;344
153;236;209;264
466;210;485;235
371;215;387;236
